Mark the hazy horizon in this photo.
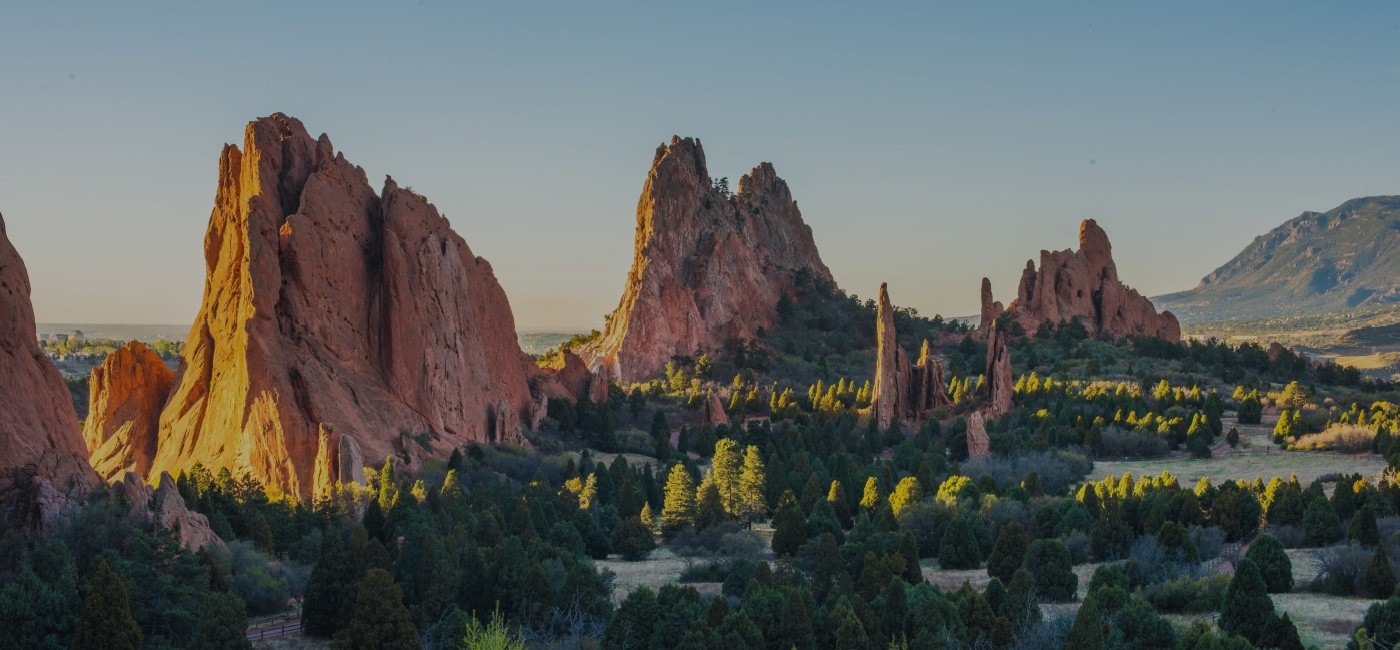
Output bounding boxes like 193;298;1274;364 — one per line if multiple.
4;2;1398;330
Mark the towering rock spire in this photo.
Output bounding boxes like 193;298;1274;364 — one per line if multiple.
0;212;87;467
978;219;1180;342
984;326;1014;418
141;114;537;498
580;136;832;384
872;284;952;431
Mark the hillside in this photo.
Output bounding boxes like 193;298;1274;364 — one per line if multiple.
1157;195;1400;322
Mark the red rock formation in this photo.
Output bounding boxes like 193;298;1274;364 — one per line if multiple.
703;391;730;427
981;220;1180;342
535;350;610;405
84;341;174;480
872;284;952;431
978;277;1004;334
111;472;223;551
0;449;101;536
148;114;536;498
966;411;991;461
580;137;832;384
0;213;87;468
985;327;1014;418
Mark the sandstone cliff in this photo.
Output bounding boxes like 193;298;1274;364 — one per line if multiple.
0;212;87;468
146;114;538;499
980;220;1180;342
84;341;174;480
580;137;832;384
871;284;951;431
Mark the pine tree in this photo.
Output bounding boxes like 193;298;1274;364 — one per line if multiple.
888;477;921;518
771;503;808;557
303;530;354;636
73;559;142;650
660;465;696;533
610;516;656;561
1366;550;1397;598
987;522;1030;583
695;478;727;531
1065;597;1105;650
1023;539;1077;602
711;438;743;516
193;592;252;650
738;445;767;521
1243;533;1293;593
778;589;815;649
1219;558;1274;644
331;569;418;650
831;601;869;650
1352;504;1382;547
1303;495;1342;546
1004;568;1040;629
860;476;880;511
939;514;980;570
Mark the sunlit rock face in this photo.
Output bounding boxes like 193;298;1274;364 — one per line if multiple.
84;341;174;480
980;219;1180;343
580;136;832;385
146;113;536;498
0;212;87;469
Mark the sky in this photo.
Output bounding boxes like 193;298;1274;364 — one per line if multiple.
3;2;1398;331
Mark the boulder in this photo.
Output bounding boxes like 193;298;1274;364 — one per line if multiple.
967;411;991;461
84;341;174;480
580;137;832;384
703;391;730;427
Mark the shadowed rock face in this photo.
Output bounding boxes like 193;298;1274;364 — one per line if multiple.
0;213;87;468
147;114;536;498
0;213;99;533
581;136;832;385
84;341;174;480
981;220;1180;342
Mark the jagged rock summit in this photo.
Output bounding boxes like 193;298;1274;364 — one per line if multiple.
84;341;174;480
136;114;539;498
0;213;88;468
979;219;1180;342
871;284;950;430
580;136;832;384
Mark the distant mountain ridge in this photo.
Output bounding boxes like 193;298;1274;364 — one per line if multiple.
1157;195;1400;323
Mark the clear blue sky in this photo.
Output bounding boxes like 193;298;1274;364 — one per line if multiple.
3;2;1398;330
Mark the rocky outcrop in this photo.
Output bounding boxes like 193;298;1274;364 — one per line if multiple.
0;449;102;536
985;327;1014;418
84;341;174;480
111;472;223;551
981;220;1180;342
535;350;610;405
146;114;536;498
979;277;1004;333
580;137;832;384
966;411;991;461
872;284;953;431
0;213;87;469
703;391;730;427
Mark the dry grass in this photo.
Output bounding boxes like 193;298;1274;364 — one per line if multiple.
252;637;329;650
921;561;1101;620
1292;424;1377;453
1095;414;1385;486
597;547;694;601
1273;593;1377;649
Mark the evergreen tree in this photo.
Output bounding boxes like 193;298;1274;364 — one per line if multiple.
1304;495;1343;546
660;465;696;534
1065;597;1105;650
1107;597;1176;649
73;559;142;650
695;478;728;531
1260;612;1304;650
1243;533;1293;593
604;587;660;650
1004;568;1040;629
860;476;880;511
831;601;868;650
193;592;252;650
331;569;418;650
1219;558;1274;644
888;477;921;518
772;502;808;558
778;589;816;649
939;514;980;570
1352;504;1382;547
1156;521;1199;563
1022;539;1077;602
305;526;355;635
710;438;743;516
987;522;1031;583
738;445;767;521
1366;550;1397;598
610;516;656;561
